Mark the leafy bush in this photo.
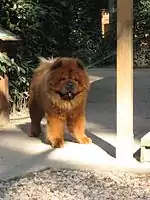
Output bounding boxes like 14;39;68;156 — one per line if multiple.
133;0;150;66
91;9;117;67
68;0;102;66
99;0;150;67
0;53;29;111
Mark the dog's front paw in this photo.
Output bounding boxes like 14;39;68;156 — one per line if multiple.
77;136;92;144
50;138;64;148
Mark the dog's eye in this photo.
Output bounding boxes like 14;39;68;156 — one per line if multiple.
75;78;81;84
61;77;66;81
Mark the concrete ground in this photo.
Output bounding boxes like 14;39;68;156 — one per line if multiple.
1;68;150;180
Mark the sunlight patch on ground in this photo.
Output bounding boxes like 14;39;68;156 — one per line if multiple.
0;131;51;155
86;121;141;154
89;75;104;83
47;141;115;165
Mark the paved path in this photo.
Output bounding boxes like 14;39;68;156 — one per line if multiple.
1;68;150;180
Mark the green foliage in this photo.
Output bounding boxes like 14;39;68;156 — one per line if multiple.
0;52;29;110
97;0;150;66
0;52;12;73
91;10;117;67
0;0;67;59
133;0;150;66
134;0;150;43
67;0;102;66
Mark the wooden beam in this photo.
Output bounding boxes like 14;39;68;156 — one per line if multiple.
0;74;9;126
116;0;133;161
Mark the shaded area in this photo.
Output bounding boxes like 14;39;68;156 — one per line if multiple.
87;69;150;139
87;69;150;159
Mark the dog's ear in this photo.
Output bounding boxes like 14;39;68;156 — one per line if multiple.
51;58;62;70
76;59;85;70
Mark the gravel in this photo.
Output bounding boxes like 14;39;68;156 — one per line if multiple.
0;168;150;200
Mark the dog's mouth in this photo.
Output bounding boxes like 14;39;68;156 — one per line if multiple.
59;92;75;100
56;91;79;100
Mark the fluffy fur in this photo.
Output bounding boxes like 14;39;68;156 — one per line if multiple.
28;57;92;148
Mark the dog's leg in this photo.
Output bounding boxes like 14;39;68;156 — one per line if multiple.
28;99;44;137
46;115;65;148
67;112;92;144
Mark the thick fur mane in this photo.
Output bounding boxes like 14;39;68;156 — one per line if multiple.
30;56;89;111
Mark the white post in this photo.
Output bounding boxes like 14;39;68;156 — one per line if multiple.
116;0;134;162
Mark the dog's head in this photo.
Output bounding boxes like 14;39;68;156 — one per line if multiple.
48;57;89;101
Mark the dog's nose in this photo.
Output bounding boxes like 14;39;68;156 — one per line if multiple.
66;81;74;90
67;81;73;86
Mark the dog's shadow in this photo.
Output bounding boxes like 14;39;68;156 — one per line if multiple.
17;122;76;145
17;121;116;158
